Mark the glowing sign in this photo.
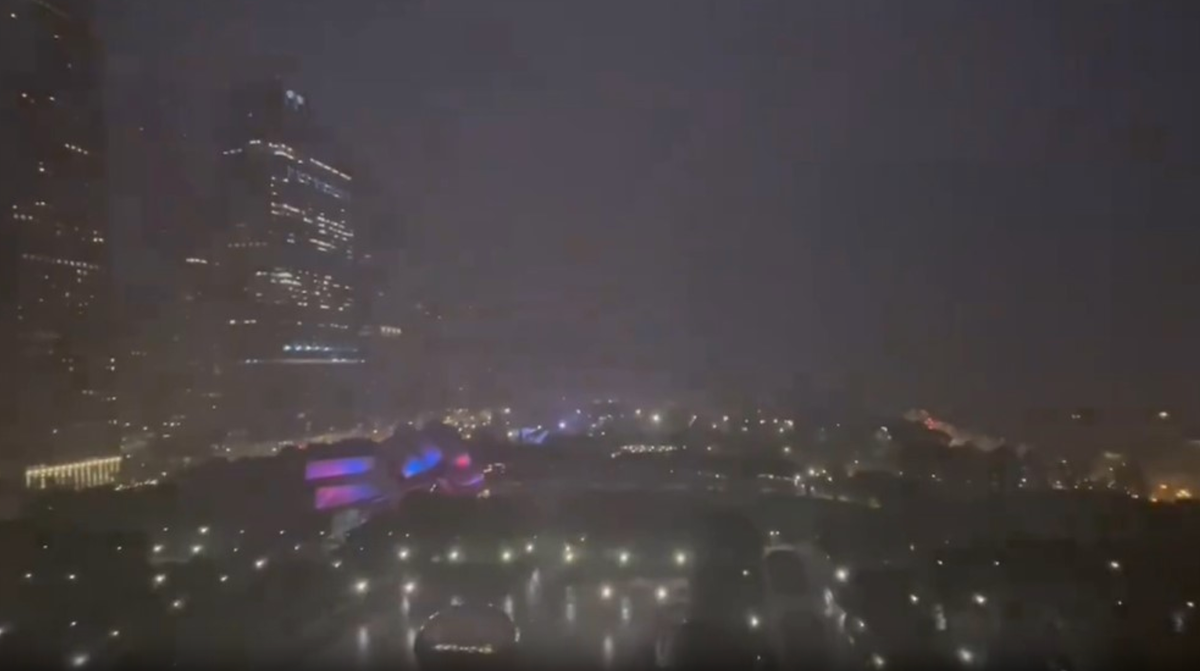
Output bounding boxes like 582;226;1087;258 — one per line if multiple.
454;454;472;469
314;484;380;510
305;457;375;481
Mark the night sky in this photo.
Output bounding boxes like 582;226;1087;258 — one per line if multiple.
101;1;1200;426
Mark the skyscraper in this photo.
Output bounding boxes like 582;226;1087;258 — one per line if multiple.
216;78;364;446
0;0;119;489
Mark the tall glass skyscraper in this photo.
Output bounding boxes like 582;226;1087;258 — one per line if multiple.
0;0;119;488
217;78;364;445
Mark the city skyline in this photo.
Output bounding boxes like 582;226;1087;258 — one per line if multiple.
98;0;1200;426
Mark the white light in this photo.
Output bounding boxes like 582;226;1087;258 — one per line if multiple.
674;551;687;566
355;579;370;594
254;558;268;570
403;581;417;594
67;573;77;581
23;572;32;580
748;613;760;629
70;653;88;668
909;594;920;604
655;586;668;602
651;413;661;424
152;574;166;586
331;559;343;569
171;599;184;610
558;421;567;430
448;548;461;562
600;584;613;600
835;567;850;583
152;544;164;554
957;648;975;665
501;549;514;563
109;629;120;638
618;550;630;566
398;548;410;561
190;545;203;555
525;542;535;553
870;653;886;668
198;526;210;535
0;625;8;637
1188;601;1196;609
1108;560;1121;571
973;593;987;606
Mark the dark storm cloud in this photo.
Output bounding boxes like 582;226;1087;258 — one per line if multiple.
103;1;1200;424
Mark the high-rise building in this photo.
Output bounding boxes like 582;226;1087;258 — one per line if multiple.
216;78;364;445
109;76;225;464
0;0;120;489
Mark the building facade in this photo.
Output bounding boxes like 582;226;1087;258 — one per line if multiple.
0;0;119;488
217;79;364;446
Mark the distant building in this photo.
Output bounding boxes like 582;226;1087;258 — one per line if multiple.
215;78;364;443
0;0;120;487
110;77;226;462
